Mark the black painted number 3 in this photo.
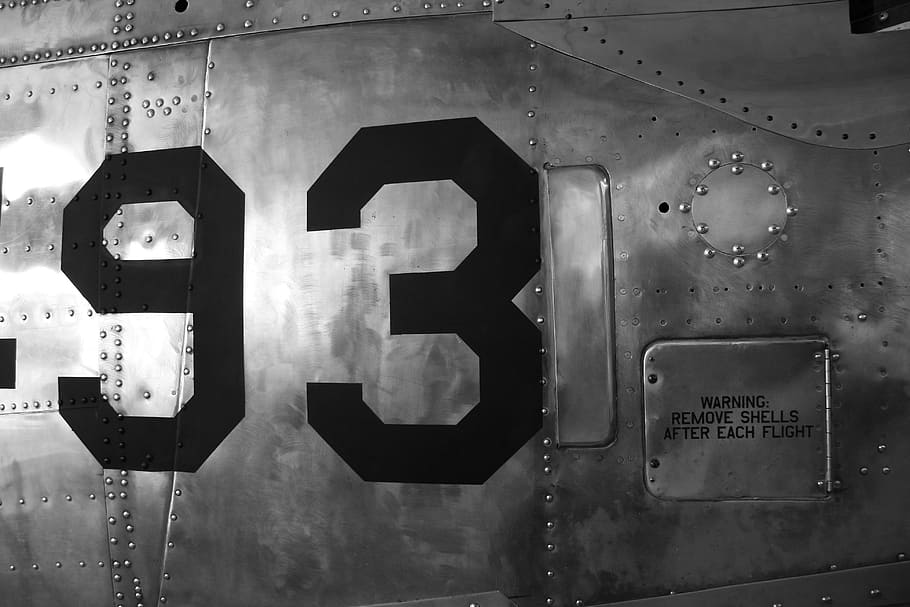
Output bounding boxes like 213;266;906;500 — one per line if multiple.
307;118;542;484
59;148;244;472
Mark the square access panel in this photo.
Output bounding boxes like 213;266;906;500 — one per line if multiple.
643;337;831;500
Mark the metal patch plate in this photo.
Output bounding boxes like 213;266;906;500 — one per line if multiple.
544;166;615;447
643;337;829;500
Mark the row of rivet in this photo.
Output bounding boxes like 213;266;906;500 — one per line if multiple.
0;308;92;323
106;468;147;607
0;0;492;68
157;486;184;605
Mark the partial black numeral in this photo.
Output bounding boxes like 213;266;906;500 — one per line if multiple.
59;147;244;472
307;117;541;484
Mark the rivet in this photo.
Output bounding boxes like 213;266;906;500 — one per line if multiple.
545;543;555;551
768;224;781;235
858;313;868;322
528;85;537;93
536;316;545;324
695;223;709;234
760;161;774;171
869;588;881;598
529;63;537;71
243;19;253;27
731;151;744;162
756;251;769;262
878;444;886;452
703;248;715;258
301;13;309;20
732;256;746;268
731;244;744;254
543;437;552;447
821;597;831;604
731;164;744;175
882;466;891;474
529;138;537;146
768;184;781;195
533;285;542;295
331;10;339;17
879;11;889;22
695;184;708;195
786;206;798;216
678;202;691;213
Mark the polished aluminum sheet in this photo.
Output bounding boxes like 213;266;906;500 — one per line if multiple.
543;166;614;447
642;337;828;500
0;57;107;414
504;1;910;149
526;30;910;603
494;0;835;20
599;561;910;607
154;16;539;607
0;413;112;606
0;0;111;67
0;0;491;70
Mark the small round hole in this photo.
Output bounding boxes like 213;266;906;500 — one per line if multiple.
658;201;670;214
174;0;188;12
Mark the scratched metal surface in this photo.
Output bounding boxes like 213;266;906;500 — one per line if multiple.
0;0;492;69
494;0;835;20
155;15;539;607
503;1;910;149
528;34;910;603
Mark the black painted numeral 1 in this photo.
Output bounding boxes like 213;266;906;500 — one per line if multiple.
307;117;541;484
59;147;244;472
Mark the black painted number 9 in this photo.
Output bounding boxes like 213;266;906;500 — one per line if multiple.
307;117;542;484
59;147;244;472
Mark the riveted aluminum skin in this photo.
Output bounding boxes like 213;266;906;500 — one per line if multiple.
0;414;112;605
502;2;910;148
156;15;538;607
528;32;910;603
0;2;909;606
